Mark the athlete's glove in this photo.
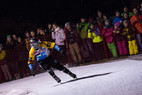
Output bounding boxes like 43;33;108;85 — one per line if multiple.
54;44;64;54
28;63;35;76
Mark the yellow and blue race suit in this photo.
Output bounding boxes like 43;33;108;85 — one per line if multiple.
28;41;55;64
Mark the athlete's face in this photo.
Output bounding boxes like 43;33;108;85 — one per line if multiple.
31;42;39;49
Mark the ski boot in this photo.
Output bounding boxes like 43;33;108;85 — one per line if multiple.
69;72;77;79
63;67;77;79
48;69;61;83
53;75;61;83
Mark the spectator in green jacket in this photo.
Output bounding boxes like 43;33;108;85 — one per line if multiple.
77;17;94;60
121;7;133;17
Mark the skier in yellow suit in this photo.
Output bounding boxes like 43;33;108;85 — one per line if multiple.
28;38;77;83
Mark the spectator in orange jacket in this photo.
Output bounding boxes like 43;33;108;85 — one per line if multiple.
130;8;142;52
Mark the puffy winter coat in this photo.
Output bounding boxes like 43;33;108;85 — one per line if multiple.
102;26;114;43
77;22;90;39
113;17;123;24
88;27;102;43
66;29;78;44
122;26;136;41
130;14;142;33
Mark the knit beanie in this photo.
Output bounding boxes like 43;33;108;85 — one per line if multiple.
65;22;71;27
7;35;11;39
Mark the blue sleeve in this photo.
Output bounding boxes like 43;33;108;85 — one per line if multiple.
113;18;116;24
54;44;61;52
28;64;33;70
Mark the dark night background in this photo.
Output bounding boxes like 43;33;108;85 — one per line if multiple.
0;0;141;43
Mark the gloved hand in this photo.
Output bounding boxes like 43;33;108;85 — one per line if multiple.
28;63;33;70
54;45;64;54
59;48;64;54
28;63;35;76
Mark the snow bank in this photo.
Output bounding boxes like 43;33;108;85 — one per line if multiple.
0;58;142;95
0;89;38;95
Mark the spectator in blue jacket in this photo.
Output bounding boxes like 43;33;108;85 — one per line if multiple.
113;11;123;24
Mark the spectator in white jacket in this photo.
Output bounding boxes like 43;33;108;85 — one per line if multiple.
52;23;65;46
52;23;67;65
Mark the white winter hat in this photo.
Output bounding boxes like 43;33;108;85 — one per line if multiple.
65;22;71;27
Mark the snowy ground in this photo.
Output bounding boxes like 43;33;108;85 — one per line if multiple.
0;57;142;95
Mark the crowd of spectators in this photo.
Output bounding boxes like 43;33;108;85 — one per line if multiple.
0;3;142;83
